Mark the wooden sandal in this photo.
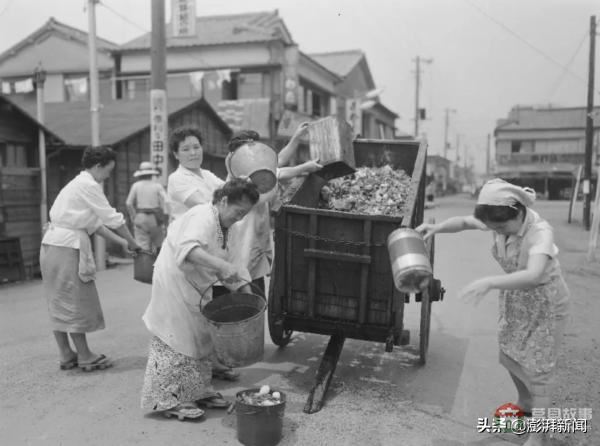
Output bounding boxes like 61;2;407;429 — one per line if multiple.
78;354;112;372
164;403;205;421
196;393;230;409
212;368;240;381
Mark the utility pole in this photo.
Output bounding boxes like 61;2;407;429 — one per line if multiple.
443;108;456;159
583;15;596;231
33;65;47;229
88;0;105;270
150;0;169;186
413;56;432;138
486;133;491;175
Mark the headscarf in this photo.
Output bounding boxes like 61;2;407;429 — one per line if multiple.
477;178;536;208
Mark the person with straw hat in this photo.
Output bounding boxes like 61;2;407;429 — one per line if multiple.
126;161;168;253
416;178;570;446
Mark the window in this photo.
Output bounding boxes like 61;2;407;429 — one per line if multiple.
64;76;89;102
221;72;239;100
126;78;149;100
511;141;521;153
299;81;330;117
0;143;28;167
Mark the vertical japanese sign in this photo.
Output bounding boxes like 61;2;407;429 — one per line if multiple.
171;0;196;37
150;89;168;185
282;45;299;109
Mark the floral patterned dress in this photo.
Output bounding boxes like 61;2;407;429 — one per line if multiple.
492;211;570;379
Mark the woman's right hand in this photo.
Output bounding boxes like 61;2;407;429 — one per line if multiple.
415;223;437;240
218;261;244;284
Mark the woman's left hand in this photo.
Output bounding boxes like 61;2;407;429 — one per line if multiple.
458;278;493;305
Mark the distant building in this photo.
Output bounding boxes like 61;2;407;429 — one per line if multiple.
309;50;397;139
0;12;400;144
494;105;600;199
425;155;451;195
0;18;117;104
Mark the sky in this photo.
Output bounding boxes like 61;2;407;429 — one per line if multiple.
0;0;598;173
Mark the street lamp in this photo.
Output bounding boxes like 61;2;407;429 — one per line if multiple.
32;64;48;229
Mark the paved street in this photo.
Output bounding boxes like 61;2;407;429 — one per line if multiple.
0;195;597;446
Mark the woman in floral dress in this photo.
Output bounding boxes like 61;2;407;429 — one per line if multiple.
417;178;570;446
140;178;259;420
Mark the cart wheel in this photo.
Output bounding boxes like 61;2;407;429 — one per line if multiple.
419;218;435;365
267;278;292;347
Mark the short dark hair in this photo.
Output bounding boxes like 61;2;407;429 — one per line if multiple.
82;146;116;169
474;202;526;223
213;178;260;205
169;126;204;154
228;130;260;152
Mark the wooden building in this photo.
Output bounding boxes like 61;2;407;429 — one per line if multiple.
0;96;63;279
15;96;232;213
5;95;230;278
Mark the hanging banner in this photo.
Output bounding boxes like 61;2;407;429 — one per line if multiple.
345;97;362;136
150;89;169;185
171;0;196;37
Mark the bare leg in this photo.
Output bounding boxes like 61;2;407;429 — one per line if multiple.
53;331;77;362
69;332;100;363
523;395;551;446
508;371;532;412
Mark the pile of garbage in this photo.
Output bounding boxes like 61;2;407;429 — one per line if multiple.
319;165;412;216
238;385;282;407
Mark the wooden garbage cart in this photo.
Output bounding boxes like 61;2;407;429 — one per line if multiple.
268;138;445;414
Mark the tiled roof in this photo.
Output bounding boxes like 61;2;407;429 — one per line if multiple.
120;10;294;50
308;50;365;77
13;96;230;146
0;95;64;144
0;17;117;64
496;106;600;131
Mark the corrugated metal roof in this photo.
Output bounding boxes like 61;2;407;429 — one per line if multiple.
496;106;600;131
13;96;229;146
308;50;365;77
120;10;293;51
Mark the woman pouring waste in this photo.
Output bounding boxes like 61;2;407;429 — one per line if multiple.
140;178;259;420
416;178;570;446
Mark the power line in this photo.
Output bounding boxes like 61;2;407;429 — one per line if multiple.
464;0;590;86
98;0;210;68
0;0;15;18
547;30;588;100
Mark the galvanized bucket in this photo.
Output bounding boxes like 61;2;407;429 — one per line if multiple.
387;228;432;293
201;285;267;368
133;250;156;284
226;143;278;194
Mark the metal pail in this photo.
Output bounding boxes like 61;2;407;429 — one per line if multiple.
387;228;432;293
133;251;155;284
235;388;286;446
227;144;278;193
201;291;266;368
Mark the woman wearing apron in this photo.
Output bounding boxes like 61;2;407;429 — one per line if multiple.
417;178;570;446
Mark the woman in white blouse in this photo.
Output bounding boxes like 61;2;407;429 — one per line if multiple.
167;126;224;221
40;146;140;372
140;178;258;420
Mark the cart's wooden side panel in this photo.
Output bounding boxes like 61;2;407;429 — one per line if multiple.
271;139;429;343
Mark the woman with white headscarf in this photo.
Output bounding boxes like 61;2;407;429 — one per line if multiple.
416;178;569;446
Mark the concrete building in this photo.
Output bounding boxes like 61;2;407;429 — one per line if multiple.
494;105;600;199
